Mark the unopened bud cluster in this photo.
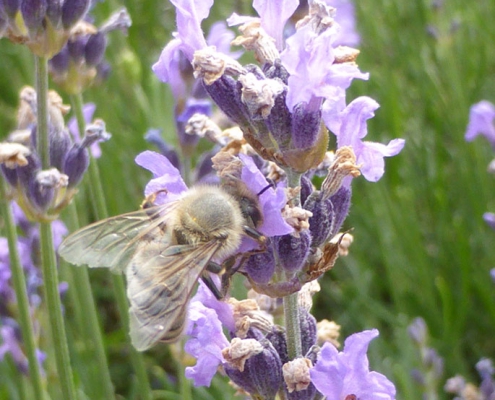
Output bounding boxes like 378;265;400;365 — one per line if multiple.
0;86;110;221
0;0;91;57
49;8;131;94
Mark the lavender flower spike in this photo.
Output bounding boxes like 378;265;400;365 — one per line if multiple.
465;100;495;148
324;96;405;182
310;329;396;400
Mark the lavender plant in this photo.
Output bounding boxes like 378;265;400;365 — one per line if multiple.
136;0;405;398
0;0;416;398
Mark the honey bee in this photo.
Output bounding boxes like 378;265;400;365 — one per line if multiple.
58;180;265;351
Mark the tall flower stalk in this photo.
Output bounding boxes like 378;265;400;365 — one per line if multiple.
149;0;404;398
0;179;46;400
35;54;77;400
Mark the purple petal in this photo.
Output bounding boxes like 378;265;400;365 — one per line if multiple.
172;0;212;60
253;0;299;51
359;139;405;182
184;297;230;386
483;212;495;231
327;96;405;182
239;154;292;237
310;329;396;400
191;278;235;331
465;100;495;146
206;21;242;59
135;150;188;204
281;24;368;111
152;37;187;99
310;341;346;398
326;0;361;47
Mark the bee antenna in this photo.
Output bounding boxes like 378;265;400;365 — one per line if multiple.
257;181;275;197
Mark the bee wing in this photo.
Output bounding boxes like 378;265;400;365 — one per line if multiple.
58;203;177;273
126;239;223;351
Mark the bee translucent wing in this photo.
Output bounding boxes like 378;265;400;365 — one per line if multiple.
126;240;223;351
58;203;176;273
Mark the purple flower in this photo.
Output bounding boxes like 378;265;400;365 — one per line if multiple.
280;16;368;112
184;281;230;386
152;0;216;85
483;212;495;231
67;103;103;158
310;329;396;400
134;150;188;205
324;96;405;182
465;100;495;147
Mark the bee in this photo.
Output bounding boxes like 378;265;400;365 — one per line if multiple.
58;180;265;351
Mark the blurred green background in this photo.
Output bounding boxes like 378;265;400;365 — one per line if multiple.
1;0;495;399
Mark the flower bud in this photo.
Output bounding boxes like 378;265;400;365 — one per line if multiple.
3;0;20;19
1;164;18;186
49;125;71;171
29;169;57;211
63;144;88;188
16;153;41;194
61;0;89;30
275;230;312;274
68;36;87;64
299;308;317;356
266;326;289;364
243;244;276;284
304;186;350;247
21;0;47;32
202;75;251;127
49;46;70;74
46;0;62;27
224;338;283;399
291;103;322;150
84;32;106;66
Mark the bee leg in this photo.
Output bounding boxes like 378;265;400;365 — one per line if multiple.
219;245;268;297
243;226;267;246
200;270;224;300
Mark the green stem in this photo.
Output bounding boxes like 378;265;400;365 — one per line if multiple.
35;56;50;169
283;168;303;360
283;293;302;360
0;180;47;400
65;203;115;398
35;54;77;399
39;221;77;399
70;93;152;400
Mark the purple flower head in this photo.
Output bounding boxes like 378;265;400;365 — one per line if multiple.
67;103;102;158
465;100;495;147
310;329;396;400
184;280;231;386
280;18;368;112
324;96;405;182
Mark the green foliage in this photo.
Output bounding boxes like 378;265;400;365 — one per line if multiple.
1;0;494;398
